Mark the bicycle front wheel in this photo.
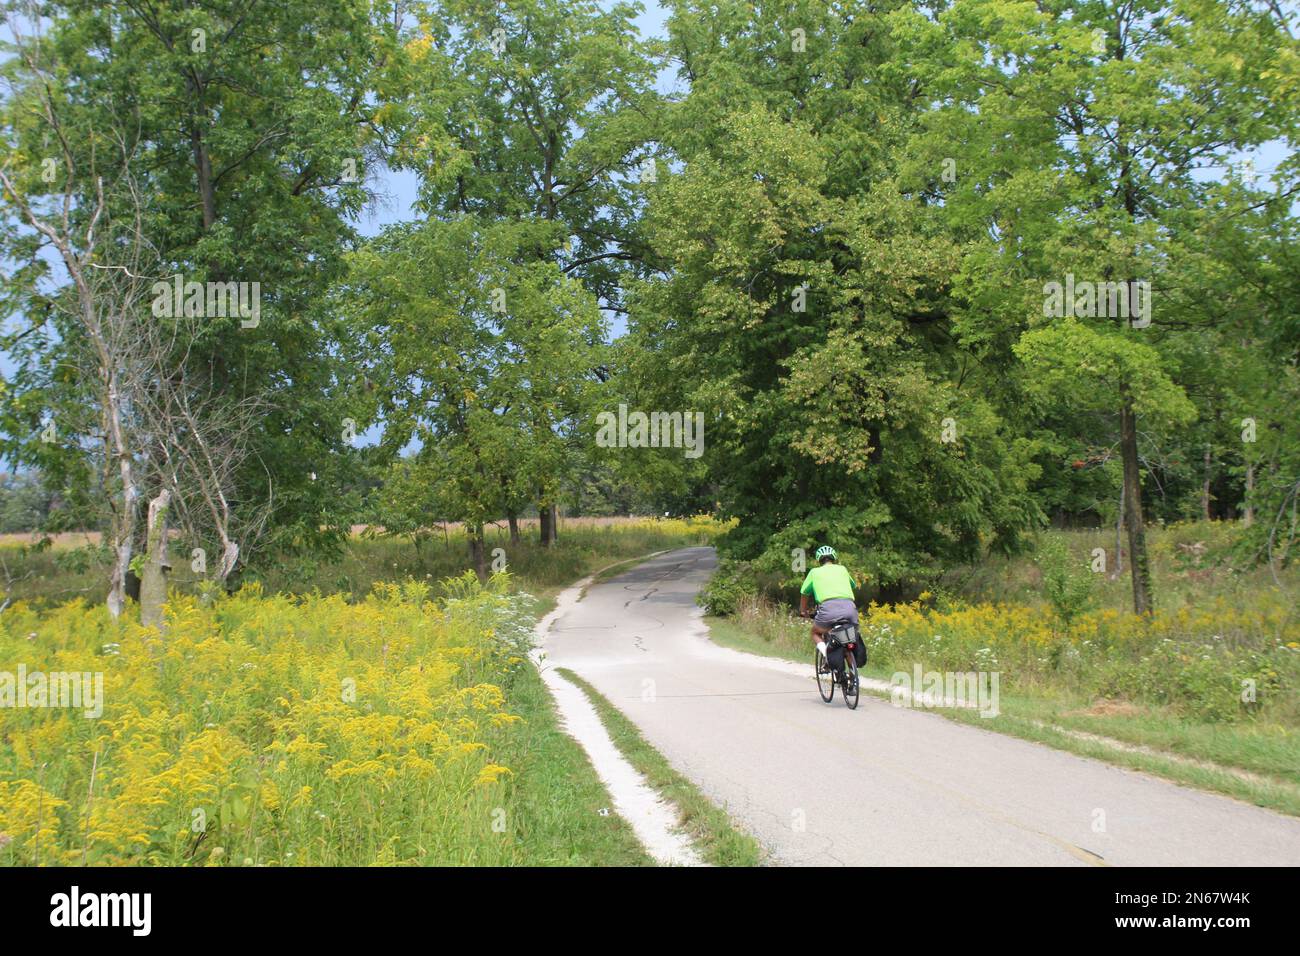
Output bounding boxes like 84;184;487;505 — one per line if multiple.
815;650;834;702
843;652;860;710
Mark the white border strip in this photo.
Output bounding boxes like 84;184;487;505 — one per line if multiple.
530;566;704;867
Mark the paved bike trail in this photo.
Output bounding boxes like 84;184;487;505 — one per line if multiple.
540;547;1300;866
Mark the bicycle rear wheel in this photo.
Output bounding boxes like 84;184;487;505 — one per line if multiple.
815;649;834;702
842;651;860;709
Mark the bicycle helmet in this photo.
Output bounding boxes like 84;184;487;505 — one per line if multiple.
814;545;837;561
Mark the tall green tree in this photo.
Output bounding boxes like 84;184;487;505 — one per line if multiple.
397;0;661;542
341;216;605;577
913;0;1297;611
1;0;422;590
623;0;1041;591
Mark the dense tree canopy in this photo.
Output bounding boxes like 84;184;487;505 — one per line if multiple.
2;0;1297;611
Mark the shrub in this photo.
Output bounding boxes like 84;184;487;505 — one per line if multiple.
1035;535;1095;630
698;559;755;616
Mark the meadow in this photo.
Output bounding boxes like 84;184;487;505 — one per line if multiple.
0;517;723;866
0;517;721;608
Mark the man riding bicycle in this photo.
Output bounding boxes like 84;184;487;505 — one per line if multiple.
798;546;860;663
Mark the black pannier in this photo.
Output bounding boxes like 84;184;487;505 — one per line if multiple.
829;622;867;669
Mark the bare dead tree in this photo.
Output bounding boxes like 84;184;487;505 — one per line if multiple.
130;308;274;587
0;5;150;615
2;4;273;620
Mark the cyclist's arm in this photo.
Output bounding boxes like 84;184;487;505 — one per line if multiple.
799;571;816;617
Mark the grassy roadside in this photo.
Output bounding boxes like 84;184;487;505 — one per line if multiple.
555;668;766;866
0;577;659;866
704;614;1300;817
481;654;653;866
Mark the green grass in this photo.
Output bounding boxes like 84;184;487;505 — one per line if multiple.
703;610;1300;816
482;656;652;866
0;539;104;607
704;610;812;664
555;668;765;867
941;520;1300;616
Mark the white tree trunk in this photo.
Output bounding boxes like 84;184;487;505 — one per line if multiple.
140;489;172;630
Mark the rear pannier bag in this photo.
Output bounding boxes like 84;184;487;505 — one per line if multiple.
829;623;866;669
850;627;867;668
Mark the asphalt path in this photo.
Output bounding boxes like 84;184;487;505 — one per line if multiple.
542;547;1300;866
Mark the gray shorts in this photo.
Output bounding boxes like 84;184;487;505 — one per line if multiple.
814;598;858;628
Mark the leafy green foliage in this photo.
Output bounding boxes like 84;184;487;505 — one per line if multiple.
2;0;1298;612
1034;535;1096;631
697;559;755;617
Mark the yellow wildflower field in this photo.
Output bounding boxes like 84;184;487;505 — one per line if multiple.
0;574;536;866
860;594;1299;722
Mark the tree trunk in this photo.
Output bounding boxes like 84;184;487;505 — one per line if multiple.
139;490;172;630
127;473;157;602
107;526;133;619
105;371;138;619
216;540;240;584
1120;392;1153;615
1243;462;1255;526
468;526;488;582
1201;446;1213;521
538;504;554;548
507;512;520;544
189;122;217;231
1114;481;1124;577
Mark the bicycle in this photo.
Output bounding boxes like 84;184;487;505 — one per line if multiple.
813;620;861;710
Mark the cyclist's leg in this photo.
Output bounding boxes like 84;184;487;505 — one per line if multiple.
810;601;830;653
810;619;828;648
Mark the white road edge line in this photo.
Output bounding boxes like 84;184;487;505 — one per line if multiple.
530;560;705;867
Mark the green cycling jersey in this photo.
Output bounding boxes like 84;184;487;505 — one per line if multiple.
799;562;858;604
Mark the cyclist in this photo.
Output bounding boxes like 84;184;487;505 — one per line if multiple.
798;545;860;663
